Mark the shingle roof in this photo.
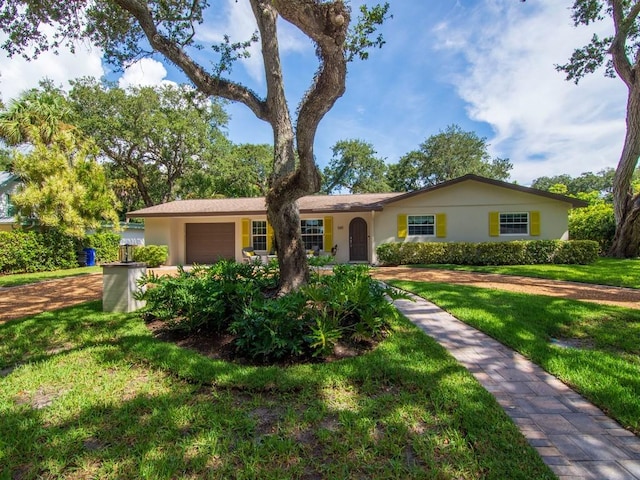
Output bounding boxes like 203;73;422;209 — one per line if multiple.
127;192;401;218
127;174;587;219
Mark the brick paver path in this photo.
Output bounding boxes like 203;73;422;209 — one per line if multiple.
393;293;640;480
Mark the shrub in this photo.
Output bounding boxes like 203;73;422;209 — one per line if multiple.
133;245;169;267
569;203;615;253
137;260;277;333
0;229;78;274
85;231;121;263
138;262;403;363
376;240;599;266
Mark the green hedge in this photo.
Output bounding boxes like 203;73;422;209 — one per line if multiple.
84;232;121;263
133;245;169;268
376;240;599;266
0;229;80;274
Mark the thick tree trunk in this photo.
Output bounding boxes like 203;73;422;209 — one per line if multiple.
609;86;640;257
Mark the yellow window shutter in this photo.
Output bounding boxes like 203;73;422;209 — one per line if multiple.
489;212;500;237
436;213;447;238
266;222;274;252
397;214;407;239
323;216;333;250
241;218;251;248
530;211;541;236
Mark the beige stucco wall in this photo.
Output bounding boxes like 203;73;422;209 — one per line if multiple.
143;212;377;265
142;180;575;266
371;179;573;264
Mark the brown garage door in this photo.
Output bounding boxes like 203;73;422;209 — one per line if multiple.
186;223;235;264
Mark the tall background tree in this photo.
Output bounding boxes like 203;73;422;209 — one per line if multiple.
68;78;229;212
0;86;120;236
387;124;512;191
0;0;389;292
556;0;640;257
321;139;390;194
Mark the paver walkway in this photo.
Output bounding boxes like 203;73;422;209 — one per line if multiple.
393;293;640;480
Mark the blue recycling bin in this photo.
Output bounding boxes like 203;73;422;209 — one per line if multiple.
83;248;96;266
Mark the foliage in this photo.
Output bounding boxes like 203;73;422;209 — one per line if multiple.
137;261;277;333
0;229;79;274
68;78;229;211
132;245;169;268
376;240;600;266
178;142;273;199
532;168;617;199
0;80;73;146
10;130;120;237
84;231;121;263
138;262;402;363
321;139;390;194
388;124;512;191
1;85;120;236
569;201;616;253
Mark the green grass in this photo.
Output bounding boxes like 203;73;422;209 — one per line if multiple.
0;302;554;479
389;280;640;436
0;266;101;288
410;257;640;288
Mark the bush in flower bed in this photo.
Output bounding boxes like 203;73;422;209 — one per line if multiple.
133;245;169;267
376;239;599;266
136;261;405;363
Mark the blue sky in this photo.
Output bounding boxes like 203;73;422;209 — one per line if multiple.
0;0;627;186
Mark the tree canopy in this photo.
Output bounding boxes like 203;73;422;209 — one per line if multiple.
387;125;512;192
0;84;120;236
68;77;229;210
531;168;616;199
321;139;390;194
0;0;390;292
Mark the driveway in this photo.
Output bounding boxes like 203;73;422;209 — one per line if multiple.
1;266;639;324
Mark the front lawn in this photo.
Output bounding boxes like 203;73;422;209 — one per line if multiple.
0;266;101;288
389;280;640;435
0;303;554;479
410;257;640;288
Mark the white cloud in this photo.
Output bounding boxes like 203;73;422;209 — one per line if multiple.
0;35;104;103
118;58;176;89
434;0;627;184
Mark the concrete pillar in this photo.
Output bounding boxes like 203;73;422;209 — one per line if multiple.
102;262;147;313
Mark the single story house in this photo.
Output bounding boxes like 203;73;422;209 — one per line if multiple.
127;174;587;266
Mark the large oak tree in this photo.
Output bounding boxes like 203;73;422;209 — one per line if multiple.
0;0;388;293
557;0;640;257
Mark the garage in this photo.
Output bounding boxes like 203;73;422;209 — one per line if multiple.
185;223;235;264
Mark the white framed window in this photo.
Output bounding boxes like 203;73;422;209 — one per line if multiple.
500;212;529;235
252;220;267;250
408;215;435;236
300;219;324;250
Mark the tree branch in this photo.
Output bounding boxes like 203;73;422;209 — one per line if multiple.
610;0;636;87
112;0;270;122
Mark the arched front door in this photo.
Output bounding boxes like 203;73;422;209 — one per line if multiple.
349;217;368;262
